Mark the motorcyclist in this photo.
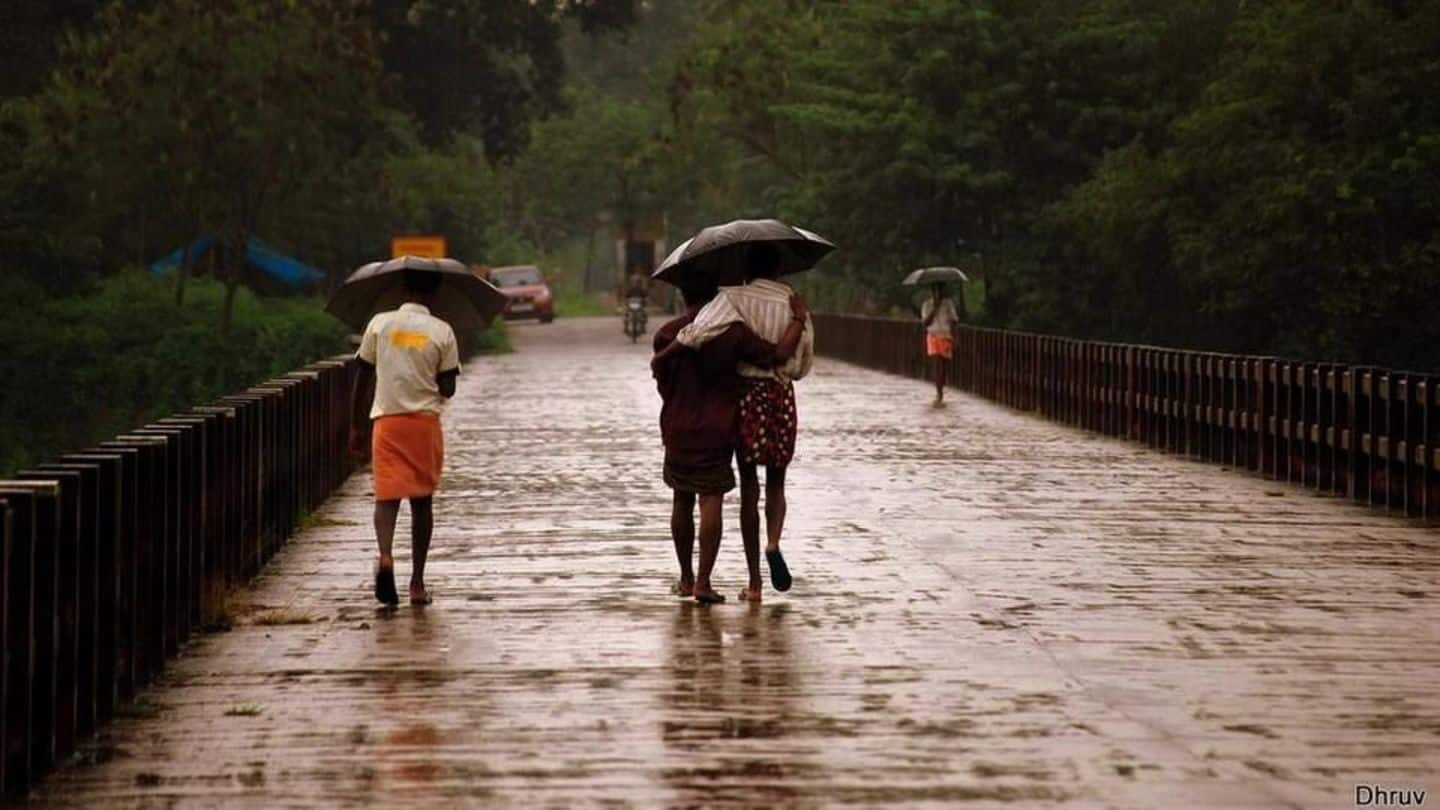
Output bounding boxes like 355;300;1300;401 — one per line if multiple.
624;272;649;336
625;272;648;302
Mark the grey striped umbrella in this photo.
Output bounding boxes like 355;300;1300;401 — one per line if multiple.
326;255;506;332
652;219;835;284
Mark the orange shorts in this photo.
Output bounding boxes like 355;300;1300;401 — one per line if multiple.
925;334;954;359
371;412;443;501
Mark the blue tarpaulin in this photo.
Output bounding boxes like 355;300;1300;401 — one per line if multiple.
150;235;324;288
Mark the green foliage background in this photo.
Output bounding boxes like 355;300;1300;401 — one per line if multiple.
0;0;628;473
508;0;1438;371
2;0;1438;475
0;273;348;475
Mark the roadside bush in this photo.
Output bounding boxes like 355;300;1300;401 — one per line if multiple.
471;319;511;355
0;271;348;474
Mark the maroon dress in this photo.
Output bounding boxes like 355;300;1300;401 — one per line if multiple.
654;313;785;494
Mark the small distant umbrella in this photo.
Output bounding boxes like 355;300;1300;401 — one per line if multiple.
326;255;507;333
902;266;969;287
652;218;835;284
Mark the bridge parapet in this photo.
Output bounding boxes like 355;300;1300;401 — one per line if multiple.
813;314;1438;524
0;356;361;798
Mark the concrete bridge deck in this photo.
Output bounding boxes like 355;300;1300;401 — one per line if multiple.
30;317;1440;807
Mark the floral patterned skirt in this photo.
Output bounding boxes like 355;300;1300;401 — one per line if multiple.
737;378;797;468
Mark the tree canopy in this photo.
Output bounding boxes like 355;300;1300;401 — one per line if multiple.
1;0;1436;372
548;0;1438;370
0;0;638;323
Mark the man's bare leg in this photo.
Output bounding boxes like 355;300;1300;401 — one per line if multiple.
932;357;946;403
409;496;434;604
374;499;401;604
670;491;696;596
693;494;725;603
738;462;763;602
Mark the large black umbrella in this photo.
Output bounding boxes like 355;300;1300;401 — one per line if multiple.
326;255;506;333
652;218;835;285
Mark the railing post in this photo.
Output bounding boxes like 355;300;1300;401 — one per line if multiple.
1204;355;1220;463
98;436;166;687
1224;356;1239;467
1195;354;1207;459
0;497;9;796
1152;348;1165;450
1173;351;1189;455
131;427;184;655
62;453;121;727
1297;363;1314;487
29;461;97;741
0;483;60;797
0;482;60;781
14;469;81;769
1400;374;1422;518
1422;377;1437;524
0;488;34;798
1374;371;1393;508
219;395;261;580
157;416;207;633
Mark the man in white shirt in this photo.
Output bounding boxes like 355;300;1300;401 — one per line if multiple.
656;244;813;602
349;270;461;606
921;284;961;404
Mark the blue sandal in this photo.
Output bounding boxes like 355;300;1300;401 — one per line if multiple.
766;548;793;592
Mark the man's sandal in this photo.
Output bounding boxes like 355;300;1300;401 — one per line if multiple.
374;564;400;606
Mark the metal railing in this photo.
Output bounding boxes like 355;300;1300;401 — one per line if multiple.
0;356;359;797
813;314;1439;523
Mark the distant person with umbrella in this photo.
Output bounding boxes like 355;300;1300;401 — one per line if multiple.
331;257;505;607
652;219;834;603
905;267;967;405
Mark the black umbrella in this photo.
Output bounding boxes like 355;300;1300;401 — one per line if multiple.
902;266;969;286
652;218;835;284
326;255;507;333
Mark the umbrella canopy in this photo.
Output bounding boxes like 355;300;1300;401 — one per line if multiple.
652;218;835;285
326;255;507;333
902;266;969;286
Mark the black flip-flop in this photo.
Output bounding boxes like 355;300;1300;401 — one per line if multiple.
766;548;793;592
374;564;400;606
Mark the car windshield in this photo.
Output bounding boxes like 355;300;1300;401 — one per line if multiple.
492;267;542;287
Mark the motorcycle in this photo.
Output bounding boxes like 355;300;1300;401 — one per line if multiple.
624;296;648;342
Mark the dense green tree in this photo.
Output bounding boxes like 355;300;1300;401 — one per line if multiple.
369;0;638;157
0;1;116;99
1048;1;1440;367
24;0;386;327
652;0;1440;370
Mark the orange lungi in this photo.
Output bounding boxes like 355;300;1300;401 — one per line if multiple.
371;412;443;501
925;334;954;359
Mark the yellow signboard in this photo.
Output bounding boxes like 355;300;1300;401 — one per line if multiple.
391;235;447;259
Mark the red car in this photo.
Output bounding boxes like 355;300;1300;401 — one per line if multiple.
488;264;555;323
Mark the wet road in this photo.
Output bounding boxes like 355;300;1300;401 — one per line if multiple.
32;317;1440;807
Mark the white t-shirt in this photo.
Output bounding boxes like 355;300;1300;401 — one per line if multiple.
357;302;460;419
921;297;961;337
674;278;813;381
